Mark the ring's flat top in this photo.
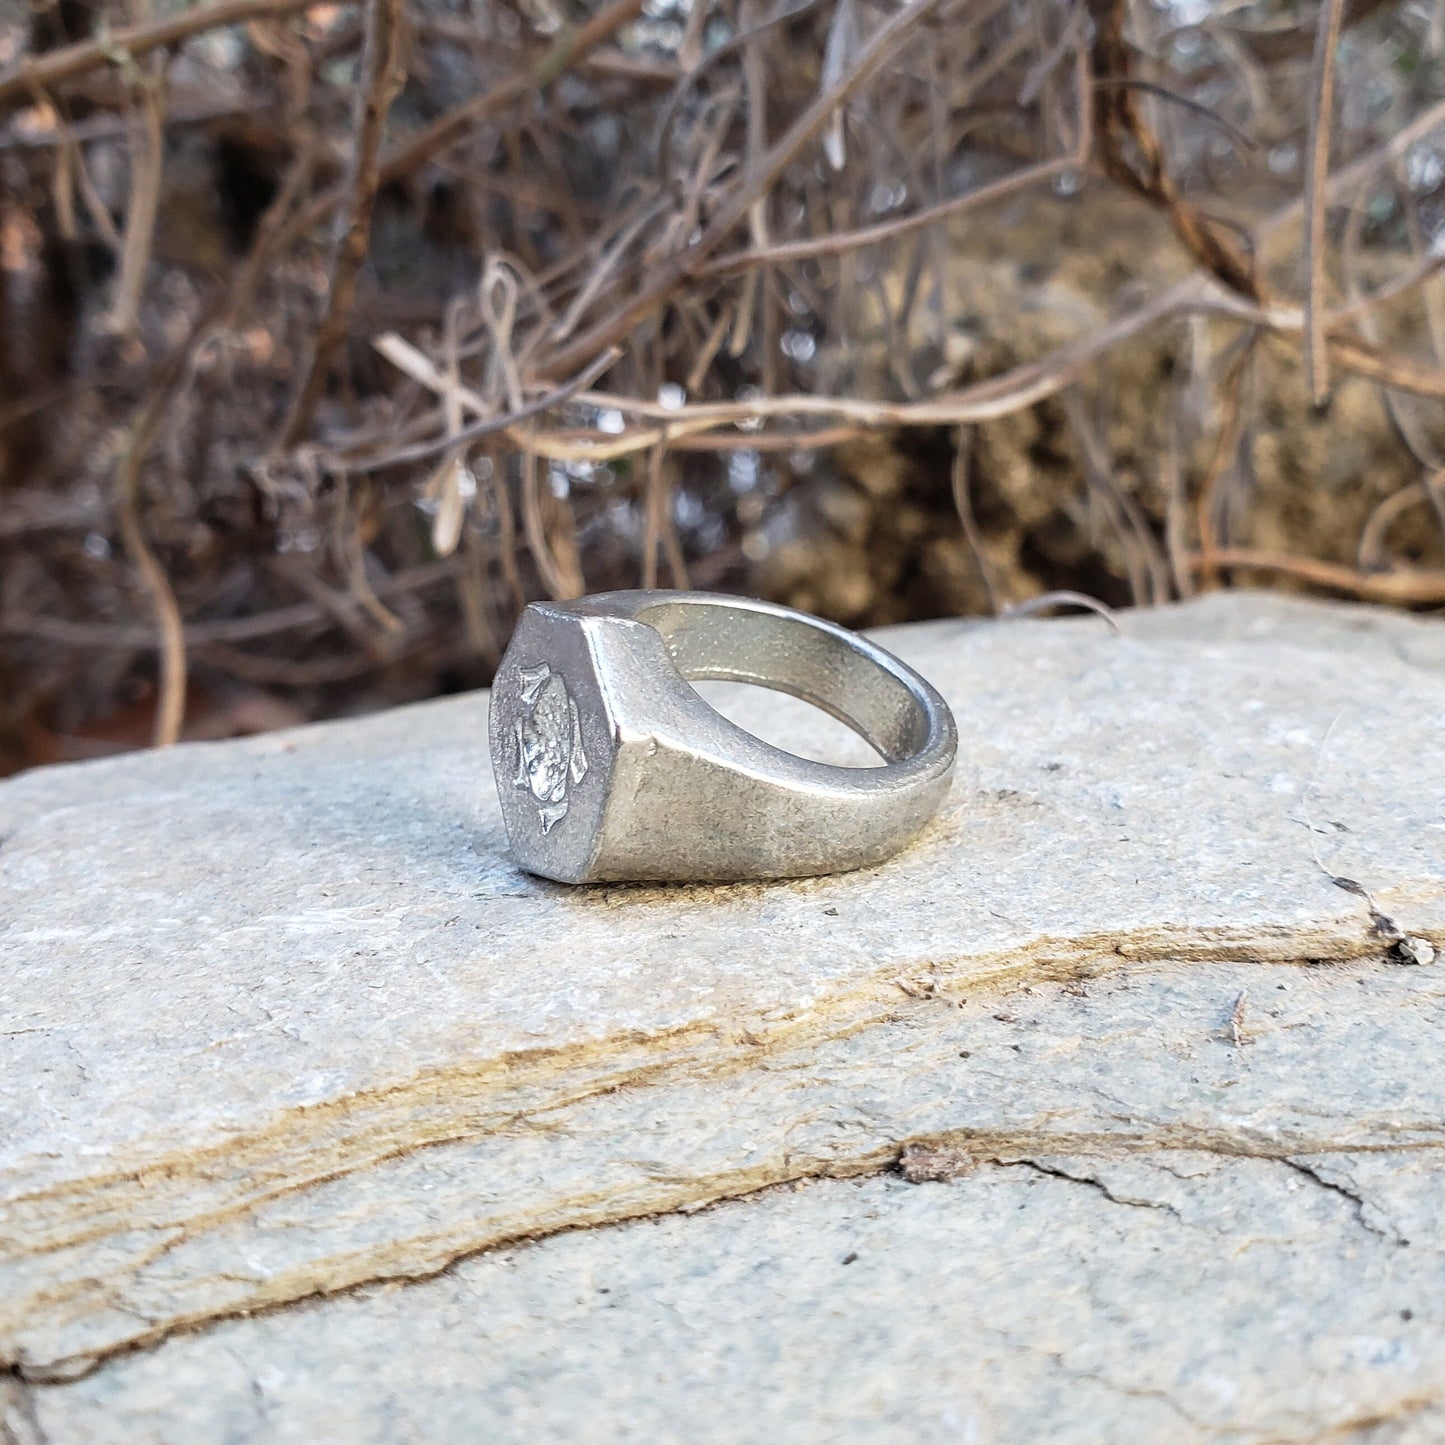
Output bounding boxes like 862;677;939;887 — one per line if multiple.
488;591;958;883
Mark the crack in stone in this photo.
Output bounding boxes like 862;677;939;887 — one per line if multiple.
1006;1158;1187;1222
1049;1359;1214;1434
976;1325;1215;1434
6;930;1427;1254
20;1124;1445;1383
12;963;1445;1381
1295;1394;1441;1444
1280;1158;1406;1245
973;1282;1441;1445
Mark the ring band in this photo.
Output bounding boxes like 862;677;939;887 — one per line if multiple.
489;590;957;883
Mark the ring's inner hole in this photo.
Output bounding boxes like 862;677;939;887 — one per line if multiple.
689;681;887;768
631;598;926;766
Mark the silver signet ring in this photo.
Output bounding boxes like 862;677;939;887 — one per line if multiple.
488;590;957;884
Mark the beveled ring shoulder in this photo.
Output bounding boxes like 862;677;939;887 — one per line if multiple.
487;590;956;884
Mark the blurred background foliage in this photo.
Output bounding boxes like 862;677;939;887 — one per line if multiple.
2;0;1445;771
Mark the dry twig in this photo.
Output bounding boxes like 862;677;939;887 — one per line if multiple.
1191;550;1445;606
0;0;350;111
1302;0;1346;403
278;0;407;445
114;387;189;746
7;0;1445;771
103;21;166;338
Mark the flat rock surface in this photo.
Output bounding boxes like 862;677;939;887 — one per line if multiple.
26;1025;1445;1443
3;592;1445;1436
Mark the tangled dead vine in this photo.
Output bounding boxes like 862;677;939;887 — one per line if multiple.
1;0;1444;768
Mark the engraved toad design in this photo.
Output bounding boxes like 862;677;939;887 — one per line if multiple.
512;662;589;833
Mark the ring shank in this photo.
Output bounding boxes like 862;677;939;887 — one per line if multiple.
582;593;936;765
627;597;926;763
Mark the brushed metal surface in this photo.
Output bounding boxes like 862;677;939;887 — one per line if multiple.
488;591;958;883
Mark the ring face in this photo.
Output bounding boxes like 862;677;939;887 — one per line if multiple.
488;606;621;886
488;591;957;885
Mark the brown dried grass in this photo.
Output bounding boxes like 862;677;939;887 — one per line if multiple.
1;0;1444;769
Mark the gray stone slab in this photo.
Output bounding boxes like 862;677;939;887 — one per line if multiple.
25;981;1445;1443
2;593;1443;1381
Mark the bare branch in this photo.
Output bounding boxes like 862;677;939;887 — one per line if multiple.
543;0;951;377
0;0;351;112
103;41;166;337
277;0;406;445
1193;549;1445;605
1302;0;1346;404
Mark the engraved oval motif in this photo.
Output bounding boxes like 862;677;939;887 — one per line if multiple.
511;662;588;833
